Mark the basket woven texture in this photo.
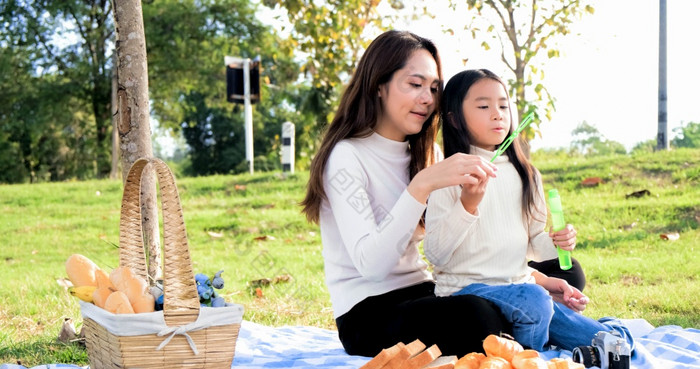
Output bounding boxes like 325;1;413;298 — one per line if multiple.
82;157;240;368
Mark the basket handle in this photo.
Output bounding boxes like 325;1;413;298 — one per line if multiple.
119;157;200;325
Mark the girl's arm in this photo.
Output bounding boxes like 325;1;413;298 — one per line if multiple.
424;185;478;266
527;172;560;261
532;270;589;313
422;153;497;266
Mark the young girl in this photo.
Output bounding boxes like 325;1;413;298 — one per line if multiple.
424;69;634;351
300;31;510;357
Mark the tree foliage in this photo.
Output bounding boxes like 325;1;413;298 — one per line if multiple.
0;0;113;181
453;0;594;140
143;0;312;176
671;121;700;148
1;0;609;182
261;0;385;132
630;139;657;155
570;121;626;156
0;0;312;180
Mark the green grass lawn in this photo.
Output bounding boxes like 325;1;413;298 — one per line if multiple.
1;149;699;366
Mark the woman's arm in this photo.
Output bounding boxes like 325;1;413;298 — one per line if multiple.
407;153;498;204
324;145;426;281
325;148;497;280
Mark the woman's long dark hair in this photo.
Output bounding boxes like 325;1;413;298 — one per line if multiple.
301;30;443;223
441;69;539;221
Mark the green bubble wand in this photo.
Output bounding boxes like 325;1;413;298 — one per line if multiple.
490;111;535;162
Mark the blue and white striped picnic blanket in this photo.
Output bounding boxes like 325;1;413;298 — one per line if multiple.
540;319;700;369
2;319;699;369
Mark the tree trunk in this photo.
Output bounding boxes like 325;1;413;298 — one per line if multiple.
113;0;161;282
514;61;531;157
110;53;120;180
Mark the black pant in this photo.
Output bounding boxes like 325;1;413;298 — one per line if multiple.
336;281;508;357
336;258;586;357
529;257;586;292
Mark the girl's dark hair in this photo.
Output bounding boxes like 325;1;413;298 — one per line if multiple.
441;69;539;221
301;30;443;223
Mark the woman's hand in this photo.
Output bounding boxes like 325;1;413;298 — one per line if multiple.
539;274;589;313
549;224;577;251
407;153;497;204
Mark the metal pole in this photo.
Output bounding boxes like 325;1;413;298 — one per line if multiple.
657;0;668;150
244;58;254;173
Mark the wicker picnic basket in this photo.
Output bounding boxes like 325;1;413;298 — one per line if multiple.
80;157;243;368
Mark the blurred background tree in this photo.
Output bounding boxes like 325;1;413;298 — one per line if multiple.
570;121;626;156
671;121;700;149
260;0;389;164
1;0;696;183
142;0;303;176
448;0;595;141
0;0;113;181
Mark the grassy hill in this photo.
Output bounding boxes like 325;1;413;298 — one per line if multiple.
1;148;698;366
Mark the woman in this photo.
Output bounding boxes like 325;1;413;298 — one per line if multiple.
301;30;506;357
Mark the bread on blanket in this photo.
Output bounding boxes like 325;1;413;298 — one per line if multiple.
405;339;427;357
360;342;405;369
454;352;486;369
398;344;442;369
421;355;458;369
383;339;427;369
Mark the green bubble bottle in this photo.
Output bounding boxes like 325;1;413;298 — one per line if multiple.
548;189;572;270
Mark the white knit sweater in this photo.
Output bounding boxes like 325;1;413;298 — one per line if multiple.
424;146;558;296
320;132;432;318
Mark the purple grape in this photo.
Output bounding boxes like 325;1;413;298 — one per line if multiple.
195;273;210;286
197;284;212;300
211;297;225;308
212;270;225;289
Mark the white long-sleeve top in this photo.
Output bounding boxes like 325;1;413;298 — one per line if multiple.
320;132;432;318
424;146;558;297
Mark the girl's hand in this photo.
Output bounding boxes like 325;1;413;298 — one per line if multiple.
460;173;489;214
549;224;577;251
407;153;497;204
540;275;589;313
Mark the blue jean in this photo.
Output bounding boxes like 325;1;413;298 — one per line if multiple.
454;283;634;351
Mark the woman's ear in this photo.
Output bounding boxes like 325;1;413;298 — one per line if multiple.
446;112;459;129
